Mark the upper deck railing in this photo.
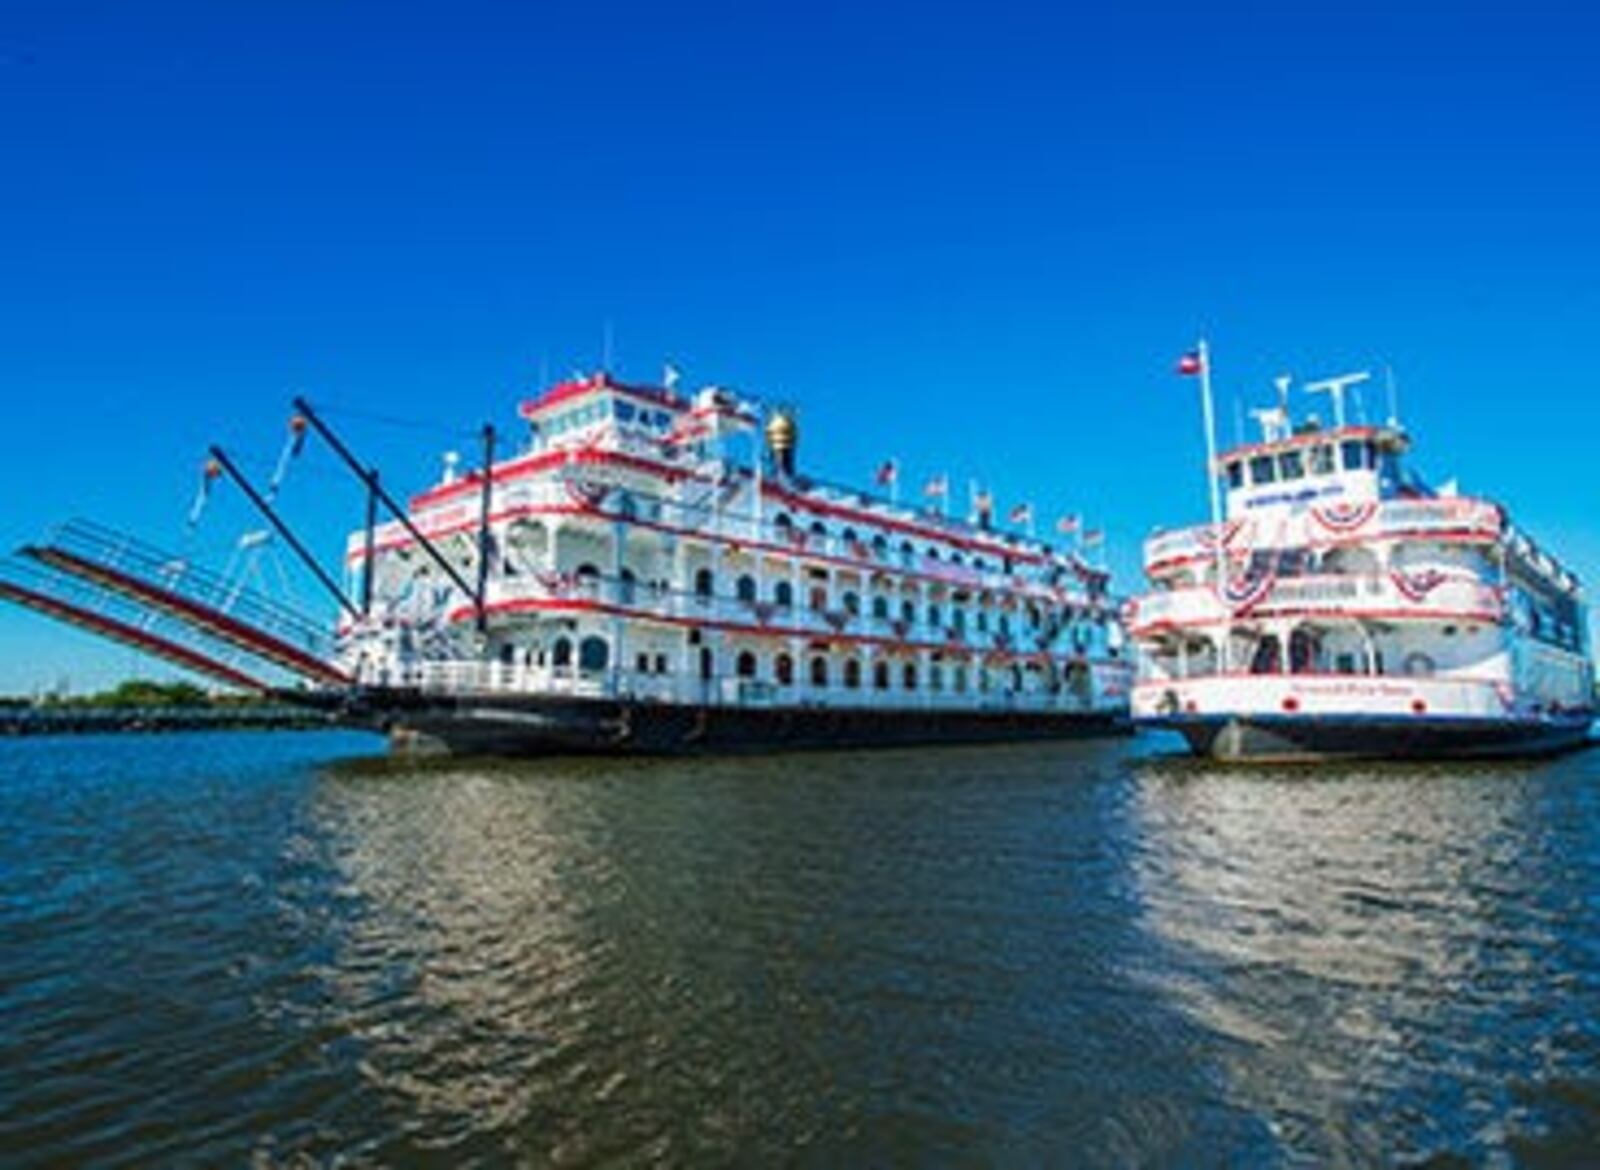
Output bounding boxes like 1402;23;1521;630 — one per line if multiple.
1124;571;1505;635
1143;497;1505;573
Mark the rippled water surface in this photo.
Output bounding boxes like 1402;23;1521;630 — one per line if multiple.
3;730;1600;1166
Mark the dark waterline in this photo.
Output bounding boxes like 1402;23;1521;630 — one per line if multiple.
2;731;1598;1166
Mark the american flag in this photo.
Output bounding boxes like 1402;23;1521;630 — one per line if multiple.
1082;528;1105;547
1056;514;1081;535
1176;351;1204;376
923;474;949;499
1008;502;1032;525
875;459;898;486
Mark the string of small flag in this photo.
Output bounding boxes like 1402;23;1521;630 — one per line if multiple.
867;457;1103;557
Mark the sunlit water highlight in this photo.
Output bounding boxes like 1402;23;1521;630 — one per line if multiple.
2;731;1598;1165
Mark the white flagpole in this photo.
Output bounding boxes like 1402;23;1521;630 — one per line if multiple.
890;459;899;507
1197;338;1230;670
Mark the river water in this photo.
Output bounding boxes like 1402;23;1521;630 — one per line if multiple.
2;730;1598;1166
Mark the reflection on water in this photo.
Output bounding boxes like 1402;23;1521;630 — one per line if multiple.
1;732;1599;1165
1127;752;1600;1164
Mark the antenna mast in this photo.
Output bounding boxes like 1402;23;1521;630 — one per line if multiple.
1302;370;1371;429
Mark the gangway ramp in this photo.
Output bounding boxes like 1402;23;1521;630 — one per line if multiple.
20;519;349;687
0;561;272;693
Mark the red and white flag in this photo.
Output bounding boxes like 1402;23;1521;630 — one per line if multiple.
923;474;949;499
1082;528;1105;547
1008;502;1032;526
1176;351;1204;376
875;458;898;487
1056;514;1081;535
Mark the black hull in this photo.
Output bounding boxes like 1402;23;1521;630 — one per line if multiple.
1144;713;1594;763
316;687;1130;757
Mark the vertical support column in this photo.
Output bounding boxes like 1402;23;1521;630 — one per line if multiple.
611;516;626;698
474;423;496;635
361;468;379;617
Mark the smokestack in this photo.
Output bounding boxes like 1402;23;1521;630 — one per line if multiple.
765;410;797;478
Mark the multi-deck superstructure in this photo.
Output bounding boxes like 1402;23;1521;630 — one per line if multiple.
334;372;1130;752
1129;367;1593;760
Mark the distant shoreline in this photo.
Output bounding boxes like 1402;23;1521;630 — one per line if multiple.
0;705;340;737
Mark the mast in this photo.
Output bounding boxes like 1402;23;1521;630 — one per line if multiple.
1196;339;1229;671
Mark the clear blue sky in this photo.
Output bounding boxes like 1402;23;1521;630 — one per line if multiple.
2;1;1597;694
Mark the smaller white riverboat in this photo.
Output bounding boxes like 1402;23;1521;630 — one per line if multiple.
1128;349;1594;761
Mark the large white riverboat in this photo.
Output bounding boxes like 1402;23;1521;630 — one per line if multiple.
330;372;1131;752
1128;356;1594;761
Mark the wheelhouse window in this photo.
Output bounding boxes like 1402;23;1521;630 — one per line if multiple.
1340;440;1366;470
1249;455;1277;485
1278;450;1305;480
1309;445;1335;475
1226;461;1245;489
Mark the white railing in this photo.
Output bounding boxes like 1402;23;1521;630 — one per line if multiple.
1125;573;1504;633
483;574;1071;655
348;474;1094;602
1143;497;1504;571
385;658;1128;714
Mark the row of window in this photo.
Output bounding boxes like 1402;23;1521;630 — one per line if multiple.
735;650;1028;693
770;512;1012;574
1225;439;1389;490
533;397;676;441
699;569;1044;631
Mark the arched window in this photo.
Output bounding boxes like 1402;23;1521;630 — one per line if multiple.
954;667;968;692
902;662;918;690
952;609;966;634
874;661;890;690
928;603;941;629
775;653;794;685
899;540;915;565
809;520;828;543
736;650;757;678
552;637;573;668
926;547;940;562
774;580;794;609
930;665;944;691
872;595;890;620
736;575;757;603
694;568;714;598
699;646;715;680
900;599;916;624
842;590;860;615
844;659;861;688
842;527;858;545
618;567;637;604
872;534;889;559
809;585;828;611
578;635;609;672
773;512;793;538
810;656;829;687
575;563;601;595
